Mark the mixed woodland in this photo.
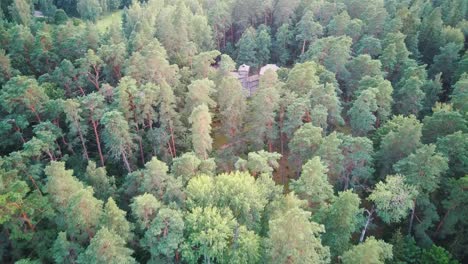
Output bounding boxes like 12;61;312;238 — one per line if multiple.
0;0;467;263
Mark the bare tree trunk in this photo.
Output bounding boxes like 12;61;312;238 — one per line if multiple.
408;201;416;235
360;206;374;243
121;151;132;173
77;125;89;161
91;118;105;167
170;126;177;157
301;40;307;55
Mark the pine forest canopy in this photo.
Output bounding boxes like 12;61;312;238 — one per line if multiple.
0;0;467;263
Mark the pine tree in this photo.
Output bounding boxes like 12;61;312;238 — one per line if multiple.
189;104;213;160
255;25;271;66
267;193;330;264
182;206;236;263
291;157;334;211
131;193;161;230
8;0;31;25
274;23;292;66
288;123;323;172
77;228;136;264
349;89;378;136
143;207;184;262
101;111;135;173
422;103;467;144
62;99;89;161
236;27;257;67
101;197;133;242
84;161;116;201
217;76;246;140
375;115;422;176
369;175;418;224
77;0;102;21
341;237;393;264
52;232;83;264
339;135;374;190
450;73;468;114
296;10;323;55
318;190;362;257
185;78;216;114
81;93;106;166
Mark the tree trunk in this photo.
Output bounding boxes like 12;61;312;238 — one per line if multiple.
91;118;105;167
301;40;307;55
170;126;177;157
360;206;374;243
121;151;132;173
408;201;416;235
77;125;89;161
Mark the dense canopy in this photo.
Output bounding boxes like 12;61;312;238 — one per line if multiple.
0;0;466;263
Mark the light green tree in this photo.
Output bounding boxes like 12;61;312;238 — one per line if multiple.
189;104;213;160
77;0;102;22
341;236;393;264
236;27;257;67
77;228;136;264
100;111;135;173
296;10;323;55
143;208;184;262
291;157;334;211
318;190;362;257
131;193;161;230
182;206;236;264
101;198;133;242
267;193;330;264
369;175;418;224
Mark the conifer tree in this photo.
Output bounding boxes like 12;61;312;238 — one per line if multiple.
296;10;323;55
189;104;213;160
291;157;334;211
101;197;133;242
267;193;330;264
100;111;135;173
256;25;271;66
217;76;246;140
236;27;258;67
341;237;393;264
143;208;184;262
77;228;136;264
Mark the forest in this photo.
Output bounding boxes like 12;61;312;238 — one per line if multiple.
0;0;467;263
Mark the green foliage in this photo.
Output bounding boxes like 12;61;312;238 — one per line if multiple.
266;193;330;264
100;110;134;172
181;206;237;263
436;131;468;177
77;228;136;263
143;207;184;262
375;115;422;176
288;123;323;171
8;0;31;25
84;161;116;201
341;236;393;264
291;157;334;211
422;103;467;143
394;144;448;194
318;190;362;257
236;27;257;67
101;197;133;242
369;175;418;224
390;231;421;264
420;245;459;264
255;25;271;66
189;104;213;160
131;193;161;230
77;0;102;22
0;1;466;263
